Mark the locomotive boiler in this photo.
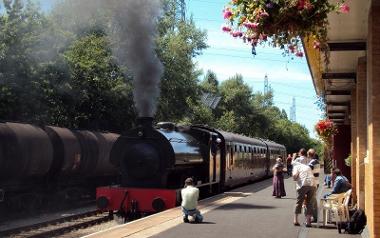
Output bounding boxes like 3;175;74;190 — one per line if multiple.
96;118;286;218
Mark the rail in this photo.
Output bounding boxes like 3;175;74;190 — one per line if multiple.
0;210;113;238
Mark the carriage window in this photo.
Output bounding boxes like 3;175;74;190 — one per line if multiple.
235;145;237;152
254;148;256;153
240;146;242;152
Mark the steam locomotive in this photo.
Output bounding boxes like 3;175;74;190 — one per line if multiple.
0;122;120;213
96;117;286;218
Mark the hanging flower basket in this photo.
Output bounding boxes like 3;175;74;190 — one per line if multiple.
315;119;337;145
222;0;349;57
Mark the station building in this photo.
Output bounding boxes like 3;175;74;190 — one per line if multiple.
304;0;380;237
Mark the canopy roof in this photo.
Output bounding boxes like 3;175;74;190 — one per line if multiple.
304;0;370;124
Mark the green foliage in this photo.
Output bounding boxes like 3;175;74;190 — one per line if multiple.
200;70;219;94
155;1;207;122
0;0;50;123
180;97;214;126
216;111;238;132
63;34;135;130
345;154;351;167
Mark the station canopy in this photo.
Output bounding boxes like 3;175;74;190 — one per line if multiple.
304;0;370;125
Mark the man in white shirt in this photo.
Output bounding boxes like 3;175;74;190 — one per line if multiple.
292;162;316;227
181;177;203;223
293;148;310;165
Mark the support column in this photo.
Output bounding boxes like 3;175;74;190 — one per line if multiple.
356;57;367;210
350;87;357;203
333;125;351;177
367;2;380;236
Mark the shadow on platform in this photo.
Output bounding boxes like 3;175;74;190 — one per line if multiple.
192;221;216;225
216;202;275;210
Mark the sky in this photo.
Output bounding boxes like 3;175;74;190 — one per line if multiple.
11;0;322;137
186;0;323;137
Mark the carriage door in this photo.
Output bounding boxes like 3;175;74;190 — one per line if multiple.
209;135;221;183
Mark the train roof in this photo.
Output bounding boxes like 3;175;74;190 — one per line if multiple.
215;130;266;146
187;124;284;148
261;139;286;150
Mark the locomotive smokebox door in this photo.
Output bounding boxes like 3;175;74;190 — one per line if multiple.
110;117;175;188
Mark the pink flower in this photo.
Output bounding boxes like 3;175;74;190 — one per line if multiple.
313;40;320;49
231;31;243;38
243;21;259;29
223;8;233;19
222;25;232;32
288;45;296;53
251;38;259;46
295;51;304;57
339;3;350;13
259;33;268;41
266;2;274;8
304;1;313;10
259;11;269;18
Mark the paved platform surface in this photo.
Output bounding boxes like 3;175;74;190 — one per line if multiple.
85;175;361;238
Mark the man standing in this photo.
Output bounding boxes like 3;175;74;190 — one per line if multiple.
293;148;310;165
292;162;316;227
181;177;203;223
286;154;293;176
307;148;320;222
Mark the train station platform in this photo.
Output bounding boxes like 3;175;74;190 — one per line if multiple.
84;175;361;238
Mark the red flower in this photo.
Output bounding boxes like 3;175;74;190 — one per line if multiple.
315;119;338;143
297;0;305;10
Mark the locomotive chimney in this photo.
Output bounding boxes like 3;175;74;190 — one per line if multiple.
137;117;154;128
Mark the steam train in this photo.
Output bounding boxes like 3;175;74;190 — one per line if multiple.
96;117;286;218
0;122;120;213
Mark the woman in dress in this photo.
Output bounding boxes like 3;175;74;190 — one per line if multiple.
272;157;286;198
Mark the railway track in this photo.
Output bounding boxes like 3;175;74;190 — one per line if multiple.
0;210;113;238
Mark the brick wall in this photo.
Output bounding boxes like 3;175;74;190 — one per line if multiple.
366;2;380;236
356;57;367;209
350;87;357;203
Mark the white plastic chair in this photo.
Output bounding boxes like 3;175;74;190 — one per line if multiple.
320;189;352;227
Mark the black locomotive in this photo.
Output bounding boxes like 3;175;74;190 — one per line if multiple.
96;117;286;217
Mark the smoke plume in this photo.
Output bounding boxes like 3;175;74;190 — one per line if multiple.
49;0;164;117
109;0;164;117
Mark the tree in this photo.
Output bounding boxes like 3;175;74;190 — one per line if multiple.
63;33;134;130
155;0;208;122
216;75;258;135
200;70;219;95
0;0;50;123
